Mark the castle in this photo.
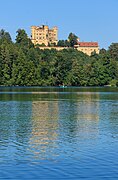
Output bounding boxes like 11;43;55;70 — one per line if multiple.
31;25;99;56
74;42;99;56
31;25;58;46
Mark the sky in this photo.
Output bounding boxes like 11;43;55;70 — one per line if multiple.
0;0;118;49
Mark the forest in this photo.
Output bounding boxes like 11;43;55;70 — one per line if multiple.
0;29;118;86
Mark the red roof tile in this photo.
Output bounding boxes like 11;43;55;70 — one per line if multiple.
78;42;98;47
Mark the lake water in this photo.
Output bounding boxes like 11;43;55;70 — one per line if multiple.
0;87;118;179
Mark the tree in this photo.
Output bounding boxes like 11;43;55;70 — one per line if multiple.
99;48;107;55
65;40;70;47
57;40;65;47
57;40;70;47
68;33;78;47
0;29;12;43
15;29;33;48
108;43;118;61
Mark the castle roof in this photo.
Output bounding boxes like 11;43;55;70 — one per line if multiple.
78;42;98;47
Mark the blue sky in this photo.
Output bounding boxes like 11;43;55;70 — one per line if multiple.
0;0;118;49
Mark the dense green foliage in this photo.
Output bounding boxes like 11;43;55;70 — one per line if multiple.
57;32;78;47
0;29;118;86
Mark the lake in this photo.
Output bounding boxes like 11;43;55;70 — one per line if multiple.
0;87;118;179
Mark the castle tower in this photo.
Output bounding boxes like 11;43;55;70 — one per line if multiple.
31;25;58;46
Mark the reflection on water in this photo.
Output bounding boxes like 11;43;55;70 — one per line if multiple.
0;87;118;179
30;101;59;160
28;92;100;161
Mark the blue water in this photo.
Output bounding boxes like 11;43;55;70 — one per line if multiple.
0;87;118;179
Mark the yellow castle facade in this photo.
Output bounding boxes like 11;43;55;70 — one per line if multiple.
74;41;99;56
31;25;99;56
31;25;58;46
